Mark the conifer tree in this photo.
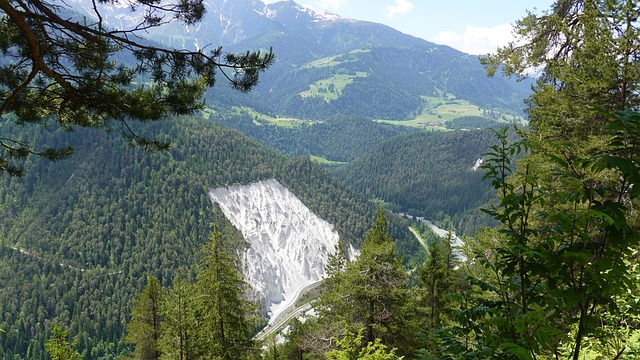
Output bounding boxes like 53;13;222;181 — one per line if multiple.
159;277;203;360
195;225;256;360
441;119;640;359
316;209;409;353
125;275;164;360
412;232;470;358
418;232;456;331
45;325;81;360
0;0;274;175
484;0;640;153
446;2;640;358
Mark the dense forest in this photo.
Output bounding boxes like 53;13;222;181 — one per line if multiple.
0;117;418;359
211;110;503;232
332;130;499;233
210;111;415;162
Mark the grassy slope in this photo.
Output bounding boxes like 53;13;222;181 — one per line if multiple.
377;94;526;129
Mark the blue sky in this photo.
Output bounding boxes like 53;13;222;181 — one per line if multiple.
265;0;555;55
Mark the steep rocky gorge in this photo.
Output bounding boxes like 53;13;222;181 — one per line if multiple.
209;179;340;322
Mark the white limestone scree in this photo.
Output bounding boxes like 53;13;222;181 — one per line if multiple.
209;179;339;323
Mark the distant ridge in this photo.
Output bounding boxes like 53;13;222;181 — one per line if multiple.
65;0;531;120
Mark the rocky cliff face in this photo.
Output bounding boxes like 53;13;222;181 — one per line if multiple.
209;179;339;322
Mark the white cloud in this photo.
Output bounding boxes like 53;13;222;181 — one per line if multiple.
386;0;414;17
434;24;516;55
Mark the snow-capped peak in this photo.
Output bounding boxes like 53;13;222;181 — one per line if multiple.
258;0;349;22
300;6;344;22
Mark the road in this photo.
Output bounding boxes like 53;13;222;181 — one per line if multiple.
6;245;122;275
254;302;313;342
408;227;430;255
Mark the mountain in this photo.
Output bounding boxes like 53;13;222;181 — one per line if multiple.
0;117;419;359
331;130;499;233
66;0;532;121
0;2;530;358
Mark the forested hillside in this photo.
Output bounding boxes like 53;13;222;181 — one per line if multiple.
332;130;498;233
210;111;416;162
0;117;417;360
5;0;640;359
258;46;530;121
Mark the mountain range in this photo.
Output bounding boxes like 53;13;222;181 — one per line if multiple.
67;0;532;120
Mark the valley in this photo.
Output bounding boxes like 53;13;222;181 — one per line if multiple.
3;0;638;359
376;94;526;130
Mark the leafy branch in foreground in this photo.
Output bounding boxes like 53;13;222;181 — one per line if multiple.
0;0;274;175
442;112;640;359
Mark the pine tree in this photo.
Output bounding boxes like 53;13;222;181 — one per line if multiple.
0;0;274;176
418;232;456;331
316;209;409;354
412;232;470;358
326;242;347;277
44;325;81;360
159;277;203;360
195;225;256;360
125;275;164;360
444;2;640;358
353;209;407;345
484;0;640;154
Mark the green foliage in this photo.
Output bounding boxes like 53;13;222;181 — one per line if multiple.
211;112;414;163
468;2;640;357
0;0;273;176
442;114;640;359
314;209;412;356
417;233;457;330
0;116;413;359
125;276;163;360
484;0;640;151
126;227;258;360
195;225;256;359
411;231;471;359
263;44;530;122
326;323;403;360
159;277;203;360
262;317;308;360
45;325;81;360
333;130;498;233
